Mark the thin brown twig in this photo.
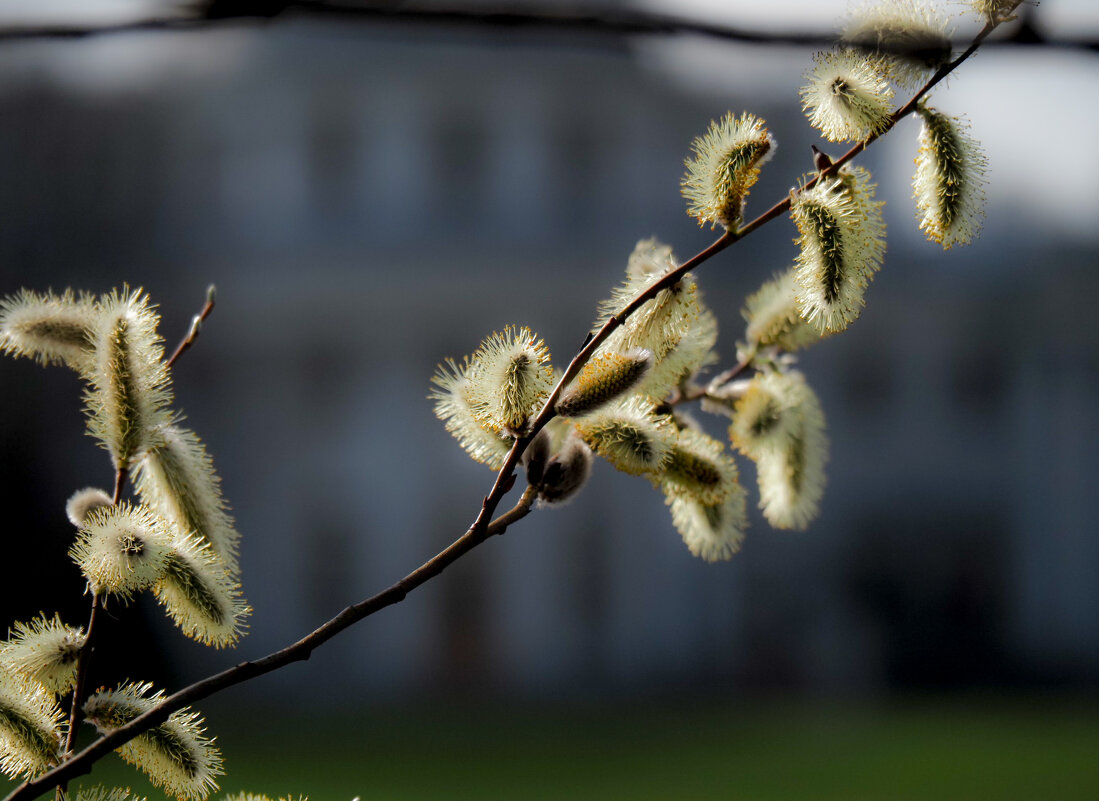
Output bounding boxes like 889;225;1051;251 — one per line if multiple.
111;466;126;505
706;358;756;394
166;286;216;369
656;349;756;413
6;21;1001;801
56;466;126;798
60;597;100;755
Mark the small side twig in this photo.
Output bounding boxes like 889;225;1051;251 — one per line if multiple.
655;356;755;412
166;285;216;369
707;358;755;393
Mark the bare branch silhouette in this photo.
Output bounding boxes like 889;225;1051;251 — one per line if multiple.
0;2;1092;52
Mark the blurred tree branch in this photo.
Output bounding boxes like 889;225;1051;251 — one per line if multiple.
0;1;1094;52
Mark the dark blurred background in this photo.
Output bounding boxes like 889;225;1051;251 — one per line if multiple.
1;1;1097;799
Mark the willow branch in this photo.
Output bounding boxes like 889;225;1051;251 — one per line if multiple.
442;17;1004;592
5;19;1002;801
6;485;538;801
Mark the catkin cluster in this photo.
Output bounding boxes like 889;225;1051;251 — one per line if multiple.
433;238;744;560
0;287;256;801
433;0;1001;560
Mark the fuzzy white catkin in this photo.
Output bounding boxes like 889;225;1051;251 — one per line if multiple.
800;50;895;142
66;487;114;528
731;372;809;458
589;238;717;410
555;349;653;418
465;325;554;435
0;671;64;780
842;0;953;89
69;503;174;600
754;375;829;531
742;270;827;352
84;682;223;801
681;112;775;230
534;433;594;506
633;306;719;402
0;288;100;371
969;0;1023;23
592;239;699;361
913;104;987;249
666;482;748;563
574;396;675;476
431;356;514;469
658;428;739;507
154;534;250;648
85;289;173;471
790;167;885;333
522;426;553;487
133;425;241;575
0;614;86;695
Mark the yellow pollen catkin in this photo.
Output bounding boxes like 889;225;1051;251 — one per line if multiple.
555;350;652;418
